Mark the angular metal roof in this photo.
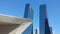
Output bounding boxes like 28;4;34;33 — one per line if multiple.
0;14;32;34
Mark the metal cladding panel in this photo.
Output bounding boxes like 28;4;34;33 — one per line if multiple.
23;4;33;34
39;4;50;34
0;14;32;24
0;14;32;34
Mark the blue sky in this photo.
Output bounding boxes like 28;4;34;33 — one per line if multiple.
0;0;60;34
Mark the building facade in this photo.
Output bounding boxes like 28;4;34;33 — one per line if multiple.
22;4;33;34
39;4;50;34
35;28;39;34
50;27;53;34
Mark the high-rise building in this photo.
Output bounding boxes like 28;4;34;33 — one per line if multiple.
50;27;53;34
22;4;33;34
35;28;39;34
39;4;50;34
45;18;50;34
24;4;33;19
52;31;54;34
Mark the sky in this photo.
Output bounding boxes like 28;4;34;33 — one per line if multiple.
0;0;60;34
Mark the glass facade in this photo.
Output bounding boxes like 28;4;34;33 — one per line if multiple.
50;27;52;34
22;4;33;34
35;29;37;34
39;4;50;34
45;18;50;34
24;4;33;19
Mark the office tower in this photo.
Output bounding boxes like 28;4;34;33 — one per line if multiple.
22;4;33;34
50;27;53;34
35;29;37;34
39;4;50;34
45;18;50;34
35;28;39;34
24;4;33;19
52;31;54;34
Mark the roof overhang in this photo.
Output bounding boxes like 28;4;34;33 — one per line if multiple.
0;14;32;34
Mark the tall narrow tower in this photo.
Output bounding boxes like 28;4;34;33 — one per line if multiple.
24;4;33;19
35;28;39;34
22;4;33;34
50;27;53;34
39;4;50;34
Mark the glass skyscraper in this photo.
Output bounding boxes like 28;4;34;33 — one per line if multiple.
24;4;33;19
22;4;33;34
39;4;50;34
50;27;52;34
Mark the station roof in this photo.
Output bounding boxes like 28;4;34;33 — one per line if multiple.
0;14;32;24
0;14;32;34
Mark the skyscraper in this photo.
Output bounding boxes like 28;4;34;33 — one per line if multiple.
50;27;53;34
45;18;50;34
39;4;50;34
22;4;33;34
35;28;39;34
24;4;33;19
